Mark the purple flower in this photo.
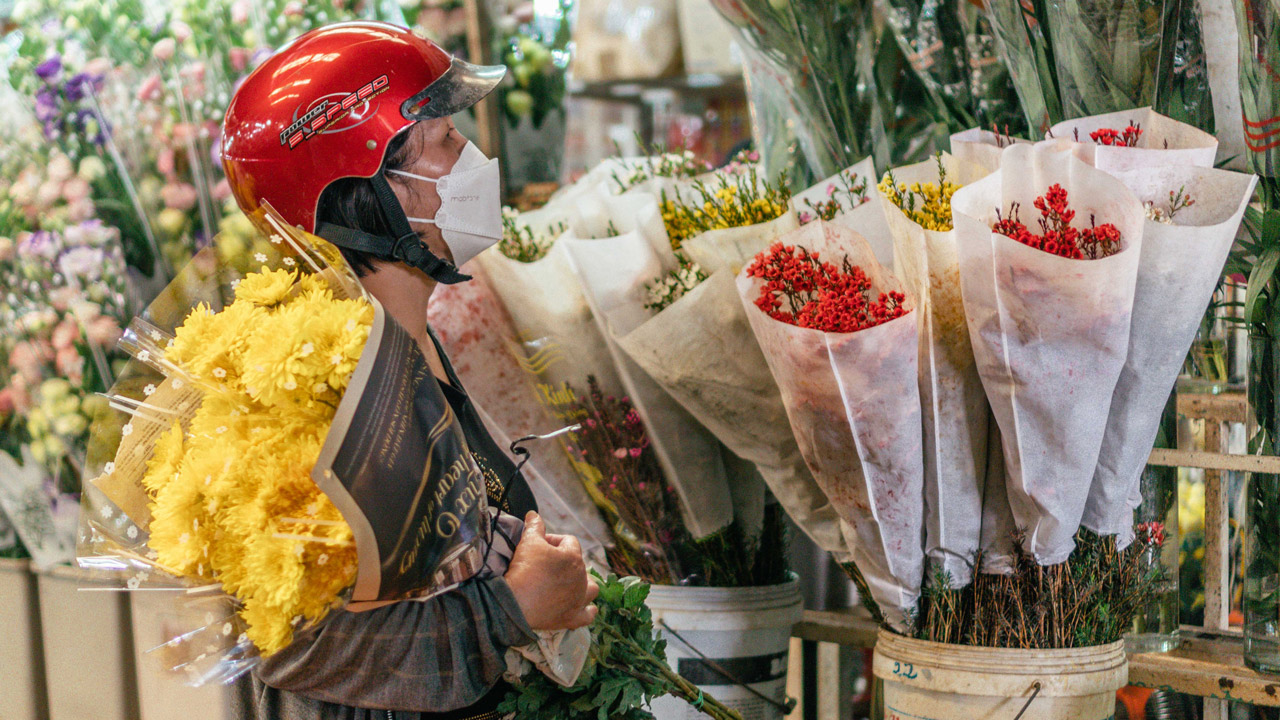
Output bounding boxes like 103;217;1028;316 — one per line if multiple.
18;231;59;260
64;73;93;102
34;55;62;80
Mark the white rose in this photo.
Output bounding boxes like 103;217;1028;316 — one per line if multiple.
47;154;74;182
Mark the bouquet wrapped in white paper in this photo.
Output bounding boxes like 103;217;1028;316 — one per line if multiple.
737;220;923;629
952;143;1147;566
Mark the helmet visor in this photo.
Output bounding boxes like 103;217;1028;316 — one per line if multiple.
401;58;506;121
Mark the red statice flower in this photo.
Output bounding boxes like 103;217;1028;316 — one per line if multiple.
1089;123;1142;147
993;184;1123;260
746;243;907;332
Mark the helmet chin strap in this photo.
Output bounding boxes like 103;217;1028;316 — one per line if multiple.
315;169;471;284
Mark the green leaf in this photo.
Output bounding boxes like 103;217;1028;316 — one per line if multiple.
1245;246;1280;324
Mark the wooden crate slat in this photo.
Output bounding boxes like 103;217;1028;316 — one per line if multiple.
1129;630;1280;706
1147;448;1280;474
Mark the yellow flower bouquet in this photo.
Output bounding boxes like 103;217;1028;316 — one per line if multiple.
79;206;493;677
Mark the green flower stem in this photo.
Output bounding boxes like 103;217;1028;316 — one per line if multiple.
597;623;744;720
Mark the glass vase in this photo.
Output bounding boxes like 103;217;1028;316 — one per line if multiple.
1245;332;1280;674
1127;464;1181;653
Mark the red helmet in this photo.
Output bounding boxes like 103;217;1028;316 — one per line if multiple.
221;22;504;281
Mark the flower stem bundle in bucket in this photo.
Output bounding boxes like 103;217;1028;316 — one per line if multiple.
873;629;1127;720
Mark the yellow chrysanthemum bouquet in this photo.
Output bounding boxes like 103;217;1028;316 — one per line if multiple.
79;206;492;679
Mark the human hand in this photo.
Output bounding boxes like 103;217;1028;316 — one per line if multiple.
504;511;599;631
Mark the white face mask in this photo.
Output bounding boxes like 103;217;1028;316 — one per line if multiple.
388;141;502;269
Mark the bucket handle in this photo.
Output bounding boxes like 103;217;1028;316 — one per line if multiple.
1012;681;1042;720
656;620;797;715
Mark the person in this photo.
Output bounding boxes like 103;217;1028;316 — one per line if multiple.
220;21;598;720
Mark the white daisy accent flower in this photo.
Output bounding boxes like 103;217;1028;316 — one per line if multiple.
143;384;156;396
254;252;267;263
230;279;240;290
137;350;150;362
313;382;328;394
300;343;314;357
216;426;228;434
179;533;191;544
150;330;162;341
223;622;234;636
121;424;134;437
104;462;115;474
126;525;138;540
100;505;113;519
270;234;284;245
283;257;296;267
127;576;141;590
318;553;329;566
212;367;227;379
283;379;297;391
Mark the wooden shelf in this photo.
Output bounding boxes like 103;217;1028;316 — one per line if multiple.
790;612;1280;707
567;73;745;103
1130;628;1280;706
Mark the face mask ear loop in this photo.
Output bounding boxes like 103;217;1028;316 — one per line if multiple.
369;171;470;284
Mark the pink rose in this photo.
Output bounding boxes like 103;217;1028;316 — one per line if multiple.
36;180;61;208
172;123;195;145
283;1;303;17
137;74;163;102
161;182;198;211
9;342;47;382
0;387;14;416
3;383;32;414
170;21;193;43
152;38;176;62
87;317;122;347
213;178;232;201
48;287;78;312
231;0;249;24
229;47;250;72
180;62;206;84
55;347;84;383
61;177;91;203
52;320;81;351
67;198;95;223
157;148;176;178
85;57;112;77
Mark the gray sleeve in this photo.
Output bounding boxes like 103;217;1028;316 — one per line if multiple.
254;574;535;712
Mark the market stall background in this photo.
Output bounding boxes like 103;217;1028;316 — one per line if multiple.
0;0;1278;719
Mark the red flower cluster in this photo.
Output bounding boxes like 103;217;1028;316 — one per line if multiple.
747;242;906;333
1089;123;1142;147
993;184;1123;260
1137;521;1166;548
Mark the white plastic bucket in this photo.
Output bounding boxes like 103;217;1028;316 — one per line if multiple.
0;559;48;720
873;629;1127;720
38;565;139;720
644;579;803;720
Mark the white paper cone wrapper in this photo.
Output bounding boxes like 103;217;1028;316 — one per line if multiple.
561;229;735;539
789;156;896;268
684;212;800;276
878;154;992;587
1047;107;1218;173
616;270;854;563
951;143;1146;566
737;221;924;630
1084;166;1258;544
950;128;1034;178
475;243;626;402
427;268;613;560
977;412;1016;573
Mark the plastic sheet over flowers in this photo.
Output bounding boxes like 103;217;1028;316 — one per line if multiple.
78;206;492;683
737;221;923;630
952;144;1147;567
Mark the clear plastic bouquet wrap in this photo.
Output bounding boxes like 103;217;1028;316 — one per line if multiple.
79;206;494;679
1083;165;1257;542
737;220;923;630
876;153;995;588
951;143;1146;567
